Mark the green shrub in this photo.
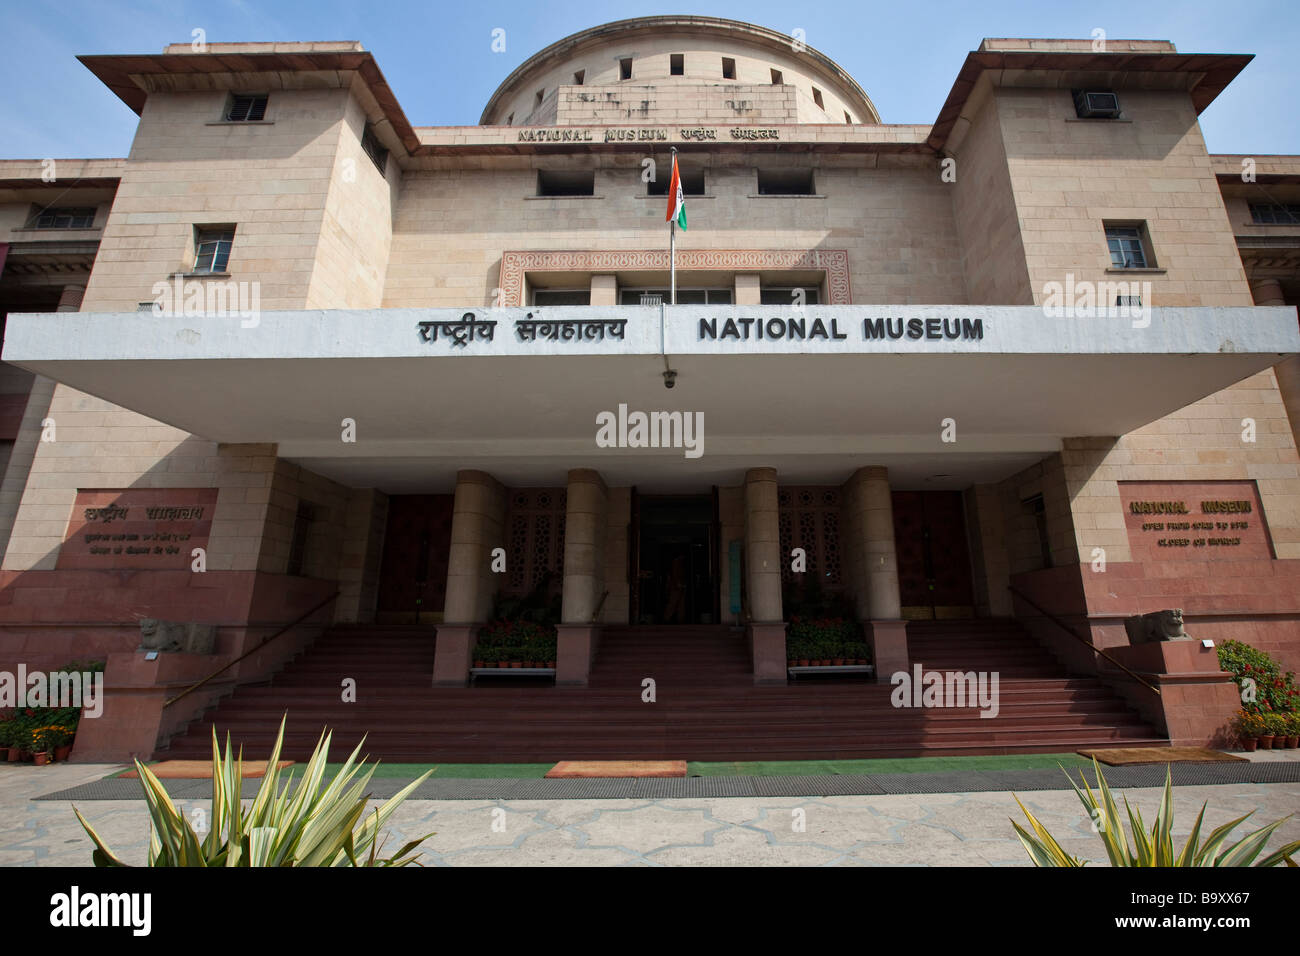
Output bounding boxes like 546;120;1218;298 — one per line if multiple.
74;717;433;867
1216;639;1299;717
1013;758;1298;867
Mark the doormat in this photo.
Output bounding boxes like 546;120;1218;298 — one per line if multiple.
545;760;688;778
1078;747;1246;766
120;760;295;779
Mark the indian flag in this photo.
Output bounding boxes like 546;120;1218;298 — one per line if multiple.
665;154;687;230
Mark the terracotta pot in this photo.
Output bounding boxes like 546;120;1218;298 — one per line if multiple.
833;658;845;666
510;662;522;669
473;660;485;668
54;745;72;762
1258;735;1275;750
797;659;809;667
32;752;50;766
546;660;556;669
1242;737;1258;752
4;747;16;762
1287;735;1300;749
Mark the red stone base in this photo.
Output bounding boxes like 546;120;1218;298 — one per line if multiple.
1103;639;1242;747
556;624;600;686
867;619;909;683
748;622;787;684
431;624;474;686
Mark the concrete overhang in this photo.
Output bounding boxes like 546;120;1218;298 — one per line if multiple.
3;305;1296;493
929;45;1253;152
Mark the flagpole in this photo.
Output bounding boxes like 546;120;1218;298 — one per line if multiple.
669;146;677;306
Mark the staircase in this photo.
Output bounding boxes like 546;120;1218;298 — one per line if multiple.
160;619;1164;762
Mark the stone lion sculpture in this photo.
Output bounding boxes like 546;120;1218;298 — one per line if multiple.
1123;608;1190;644
138;619;217;655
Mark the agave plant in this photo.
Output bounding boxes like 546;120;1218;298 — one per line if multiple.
74;717;433;866
1012;758;1299;867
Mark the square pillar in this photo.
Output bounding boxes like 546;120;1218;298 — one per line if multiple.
590;274;618;307
735;274;761;306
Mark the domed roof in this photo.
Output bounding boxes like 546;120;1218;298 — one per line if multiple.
481;15;880;125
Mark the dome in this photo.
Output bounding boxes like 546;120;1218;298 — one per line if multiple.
480;16;880;127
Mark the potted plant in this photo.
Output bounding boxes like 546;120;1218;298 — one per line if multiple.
1288;712;1300;749
53;726;74;763
29;726;56;766
1257;712;1275;750
1264;712;1290;748
1233;711;1263;751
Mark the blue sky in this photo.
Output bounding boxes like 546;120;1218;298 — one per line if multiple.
2;0;1297;159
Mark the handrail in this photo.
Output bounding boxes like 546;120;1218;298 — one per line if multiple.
163;591;340;708
1007;585;1161;696
591;589;609;624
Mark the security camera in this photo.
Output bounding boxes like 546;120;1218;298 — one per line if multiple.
663;369;677;389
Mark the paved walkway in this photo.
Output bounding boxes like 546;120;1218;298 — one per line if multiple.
4;753;1299;866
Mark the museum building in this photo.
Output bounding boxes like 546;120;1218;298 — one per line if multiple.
0;17;1298;761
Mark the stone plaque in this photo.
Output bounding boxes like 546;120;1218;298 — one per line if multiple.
59;488;218;569
1118;480;1272;561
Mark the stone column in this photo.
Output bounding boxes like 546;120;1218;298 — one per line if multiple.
56;284;86;312
557;469;607;685
735;274;761;306
846;466;908;681
744;467;785;683
433;470;505;686
1254;279;1300;452
590;274;618;307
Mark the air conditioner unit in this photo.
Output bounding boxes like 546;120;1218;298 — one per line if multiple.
1073;90;1122;119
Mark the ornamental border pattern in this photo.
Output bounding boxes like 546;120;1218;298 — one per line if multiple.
499;249;852;306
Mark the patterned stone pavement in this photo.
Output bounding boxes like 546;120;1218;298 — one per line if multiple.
3;754;1299;867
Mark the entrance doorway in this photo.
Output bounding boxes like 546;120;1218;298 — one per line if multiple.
376;494;454;624
892;490;975;619
631;493;719;625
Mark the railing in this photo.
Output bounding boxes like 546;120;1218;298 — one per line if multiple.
1007;585;1161;696
163;591;340;709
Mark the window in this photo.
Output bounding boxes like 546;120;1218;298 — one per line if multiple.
760;287;821;305
534;88;545;108
573;70;585;85
620;58;633;80
722;57;735;79
812;87;824;110
757;168;815;195
1250;203;1300;225
619;289;733;305
533;289;591;306
225;93;268;122
770;68;783;85
1105;223;1153;269
844;111;852;124
537;169;595;196
361;125;388;174
505;112;514;126
1073;89;1121;119
670;54;684;76
193;226;235;274
647;165;705;196
32;206;95;229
